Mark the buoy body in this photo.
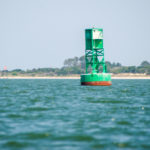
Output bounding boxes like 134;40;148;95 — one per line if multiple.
80;28;112;86
81;73;111;86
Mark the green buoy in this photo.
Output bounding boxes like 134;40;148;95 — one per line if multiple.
80;28;112;86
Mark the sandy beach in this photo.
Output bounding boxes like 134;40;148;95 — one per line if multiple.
0;76;80;79
0;76;150;79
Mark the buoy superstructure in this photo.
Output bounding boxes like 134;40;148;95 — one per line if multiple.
80;28;112;86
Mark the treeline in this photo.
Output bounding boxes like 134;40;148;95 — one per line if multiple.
1;56;150;76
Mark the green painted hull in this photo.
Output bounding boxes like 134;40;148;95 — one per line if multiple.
80;73;111;86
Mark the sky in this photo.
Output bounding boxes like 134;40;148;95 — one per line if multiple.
0;0;150;70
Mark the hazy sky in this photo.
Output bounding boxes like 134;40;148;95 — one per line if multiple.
0;0;150;70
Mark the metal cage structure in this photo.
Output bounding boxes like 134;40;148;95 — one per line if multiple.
85;28;106;74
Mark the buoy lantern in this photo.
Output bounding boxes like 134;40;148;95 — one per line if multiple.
80;28;112;86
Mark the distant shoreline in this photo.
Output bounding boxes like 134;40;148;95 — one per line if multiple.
0;76;150;79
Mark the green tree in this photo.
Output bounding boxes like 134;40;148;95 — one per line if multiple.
140;61;150;66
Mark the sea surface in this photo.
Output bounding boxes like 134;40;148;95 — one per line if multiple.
0;79;150;150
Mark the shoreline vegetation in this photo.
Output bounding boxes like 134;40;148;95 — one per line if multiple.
1;56;150;79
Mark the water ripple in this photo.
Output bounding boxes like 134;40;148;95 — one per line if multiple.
0;79;150;150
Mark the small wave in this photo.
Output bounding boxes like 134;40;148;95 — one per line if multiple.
87;98;125;104
26;132;50;139
53;135;95;142
24;107;49;111
7;114;23;118
117;121;131;125
3;141;29;148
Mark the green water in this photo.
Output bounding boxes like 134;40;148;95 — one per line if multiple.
0;79;150;150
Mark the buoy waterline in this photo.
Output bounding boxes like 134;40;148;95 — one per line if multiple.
80;28;112;86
